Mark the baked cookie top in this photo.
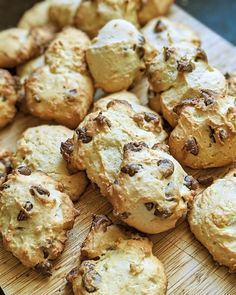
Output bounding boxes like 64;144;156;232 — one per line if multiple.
67;215;167;294
0;168;77;275
188;169;236;272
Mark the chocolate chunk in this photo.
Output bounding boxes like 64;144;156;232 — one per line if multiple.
17;201;33;221
144;202;154;211
184;175;198;190
42;247;49;259
154;205;173;219
157;159;174;178
76;127;92;144
154;20;167;33
82;269;102;293
121;163;142;176
60;139;74;160
177;59;194;73
124;142;148;152
163;46;174;62
183;137;199;155
135;46;145;59
195;48;208;62
218;128;227;142
197;175;213;186
144;112;159;122
208;126;216;143
35;261;52;276
94;112;111;128
17;166;31;176
30;185;50;197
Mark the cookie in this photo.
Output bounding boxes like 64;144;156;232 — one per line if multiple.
61;97;167;179
169;94;236;168
147;44;227;127
225;72;236;97
138;0;173;25
0;27;54;68
17;1;52;29
0;169;77;275
75;0;139;38
0;69;18;129
142;17;200;52
67;215;167;294
25;27;94;128
13;125;88;201
188;169;236;272
0;150;13;185
86;19;146;93
49;0;81;29
110;144;196;234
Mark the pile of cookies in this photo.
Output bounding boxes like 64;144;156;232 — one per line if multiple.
0;0;236;294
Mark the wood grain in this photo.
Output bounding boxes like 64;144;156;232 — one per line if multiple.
0;5;236;295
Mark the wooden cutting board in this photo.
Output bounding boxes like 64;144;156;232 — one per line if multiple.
0;4;236;295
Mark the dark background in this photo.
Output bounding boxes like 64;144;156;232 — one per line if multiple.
0;0;235;45
0;0;235;294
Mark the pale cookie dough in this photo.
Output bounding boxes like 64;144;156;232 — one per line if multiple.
75;0;139;38
0;150;13;185
169;95;236;169
138;0;173;25
13;125;88;201
188;169;236;272
86;19;146;93
0;168;77;275
67;215;168;294
110;143;196;234
142;17;200;51
25;27;94;128
0;27;54;68
147;44;227;127
0;69;18;129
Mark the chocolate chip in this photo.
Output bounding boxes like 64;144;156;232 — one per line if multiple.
17;210;27;221
195;48;208;62
17;166;31;176
208;126;216;143
144;112;159;122
42;247;49;259
184;175;198;190
144;202;154;211
76;127;92;144
0;183;10;191
124;142;148;152
218;128;227;142
82;269;102;293
183;137;199;155
177;59;194;73
163;46;174;62
157;159;175;178
118;212;131;219
60;139;74;160
197;175;213;186
30;185;50;197
154;20;167;33
35;261;52;276
135;46;145;59
94;112;111;127
17;201;33;221
121;164;142;177
154;205;173;219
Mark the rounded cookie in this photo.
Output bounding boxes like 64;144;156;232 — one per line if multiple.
25;27;94;128
188;169;236;272
0;27;54;68
86;19;146;93
169;95;236;169
110;143;196;234
13;125;88;201
142;17;200;51
138;0;173;25
75;0;139;38
147;44;226;127
0;168;77;275
0;150;13;185
0;69;18;129
61;97;167;180
67;215;167;294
